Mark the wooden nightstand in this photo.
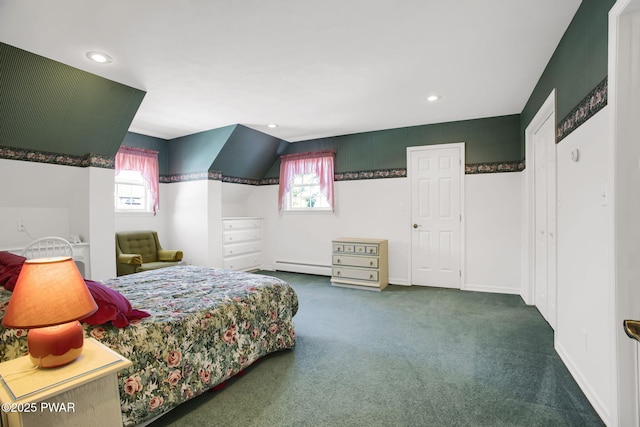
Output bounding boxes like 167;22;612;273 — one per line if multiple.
0;338;131;427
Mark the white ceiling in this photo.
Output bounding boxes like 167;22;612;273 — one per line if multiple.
0;0;581;142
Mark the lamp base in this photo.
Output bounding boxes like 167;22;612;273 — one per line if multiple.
27;321;84;368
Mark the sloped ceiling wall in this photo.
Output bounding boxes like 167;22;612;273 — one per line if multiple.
210;125;288;180
163;124;288;179
127;125;287;180
0;42;146;157
167;125;236;175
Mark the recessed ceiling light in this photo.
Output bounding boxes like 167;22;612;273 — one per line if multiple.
86;51;113;64
267;123;278;128
427;95;440;102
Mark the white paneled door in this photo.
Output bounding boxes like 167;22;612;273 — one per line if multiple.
534;119;549;321
408;144;463;288
611;2;640;424
532;106;557;328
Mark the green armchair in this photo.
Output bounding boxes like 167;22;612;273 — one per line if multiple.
115;230;183;276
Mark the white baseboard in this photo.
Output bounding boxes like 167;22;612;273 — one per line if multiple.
555;341;611;425
463;283;521;295
274;261;332;276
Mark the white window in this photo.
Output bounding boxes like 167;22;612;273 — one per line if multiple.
278;150;335;213
114;170;153;213
114;146;160;214
286;172;331;211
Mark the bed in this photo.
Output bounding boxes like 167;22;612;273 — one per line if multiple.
0;264;298;427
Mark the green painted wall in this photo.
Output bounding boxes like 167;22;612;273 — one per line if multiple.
211;125;288;179
167;125;235;175
520;0;614;154
264;115;521;178
0;43;145;157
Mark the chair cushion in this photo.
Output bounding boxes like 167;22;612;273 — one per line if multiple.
117;232;159;263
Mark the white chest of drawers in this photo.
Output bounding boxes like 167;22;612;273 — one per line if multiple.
331;238;388;291
222;217;262;271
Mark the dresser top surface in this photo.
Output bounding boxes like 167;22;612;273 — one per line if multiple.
222;217;263;220
333;238;387;244
0;338;131;403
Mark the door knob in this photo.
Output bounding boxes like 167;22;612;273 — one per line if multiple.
413;224;419;229
624;320;640;342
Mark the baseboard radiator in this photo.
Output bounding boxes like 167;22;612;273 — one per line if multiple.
274;261;332;277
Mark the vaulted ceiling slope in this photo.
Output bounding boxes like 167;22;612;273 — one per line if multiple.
0;43;145;157
0;0;582;142
166;124;286;178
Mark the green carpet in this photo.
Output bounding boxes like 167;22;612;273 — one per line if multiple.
150;271;603;427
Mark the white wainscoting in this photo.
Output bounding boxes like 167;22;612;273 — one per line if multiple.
555;107;613;424
464;172;522;295
247;173;522;291
248;178;411;285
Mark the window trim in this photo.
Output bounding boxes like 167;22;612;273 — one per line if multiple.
115;146;160;214
278;150;335;212
114;171;154;214
284;173;332;212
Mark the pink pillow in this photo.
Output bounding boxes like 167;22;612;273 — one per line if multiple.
0;252;26;291
82;280;150;328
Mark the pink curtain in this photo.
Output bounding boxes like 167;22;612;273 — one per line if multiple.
278;150;335;212
115;146;160;214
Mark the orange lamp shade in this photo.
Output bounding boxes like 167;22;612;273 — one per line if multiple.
1;257;98;368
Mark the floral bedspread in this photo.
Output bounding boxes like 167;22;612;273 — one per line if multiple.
0;266;298;427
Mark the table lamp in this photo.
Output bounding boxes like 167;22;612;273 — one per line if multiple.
1;257;98;368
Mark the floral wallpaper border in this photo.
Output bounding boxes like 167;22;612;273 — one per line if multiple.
335;168;407;181
159;161;525;185
221;175;261;186
0;150;526;183
0;146;113;168
159;171;222;184
557;77;607;143
465;161;525;174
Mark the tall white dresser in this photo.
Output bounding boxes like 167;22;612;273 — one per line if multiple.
331;238;388;291
222;217;262;271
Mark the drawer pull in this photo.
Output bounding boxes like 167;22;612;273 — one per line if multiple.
370;274;374;279
370;261;373;266
369;249;374;253
336;271;341;276
336;259;341;264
